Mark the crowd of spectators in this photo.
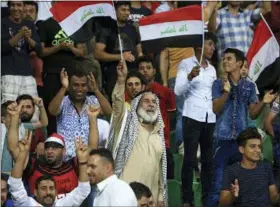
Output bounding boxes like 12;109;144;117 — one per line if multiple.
1;1;280;207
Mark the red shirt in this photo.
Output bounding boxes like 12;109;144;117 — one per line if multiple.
24;155;78;195
150;82;176;148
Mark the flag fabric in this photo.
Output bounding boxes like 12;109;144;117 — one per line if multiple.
50;1;117;42
138;5;204;52
247;15;280;97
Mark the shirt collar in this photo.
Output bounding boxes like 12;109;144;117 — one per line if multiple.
224;5;244;13
97;174;117;193
192;56;209;68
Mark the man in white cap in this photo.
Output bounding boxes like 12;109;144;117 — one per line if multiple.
7;102;99;197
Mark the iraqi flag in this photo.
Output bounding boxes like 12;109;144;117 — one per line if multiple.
247;15;280;98
50;1;117;42
139;5;204;52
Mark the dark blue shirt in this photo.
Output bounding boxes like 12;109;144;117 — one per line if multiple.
1;17;41;76
212;78;258;140
222;162;275;207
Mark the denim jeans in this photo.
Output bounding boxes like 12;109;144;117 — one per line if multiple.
168;78;184;144
181;117;215;205
206;139;242;207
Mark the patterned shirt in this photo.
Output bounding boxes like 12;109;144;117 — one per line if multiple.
212;78;258;141
216;6;260;58
57;95;99;160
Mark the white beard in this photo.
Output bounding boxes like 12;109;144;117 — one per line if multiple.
137;107;158;124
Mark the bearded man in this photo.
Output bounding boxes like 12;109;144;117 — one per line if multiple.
107;61;167;207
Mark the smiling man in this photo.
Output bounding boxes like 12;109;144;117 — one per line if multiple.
219;127;280;207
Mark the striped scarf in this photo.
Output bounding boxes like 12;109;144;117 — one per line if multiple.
107;92;168;206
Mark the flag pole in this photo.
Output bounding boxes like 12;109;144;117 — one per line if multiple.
199;3;204;65
112;1;124;62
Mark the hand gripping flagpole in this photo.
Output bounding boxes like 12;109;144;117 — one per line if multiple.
112;1;124;62
199;3;204;65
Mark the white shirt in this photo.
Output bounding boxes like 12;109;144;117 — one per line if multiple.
8;177;90;207
175;56;216;123
94;175;137;207
97;119;109;148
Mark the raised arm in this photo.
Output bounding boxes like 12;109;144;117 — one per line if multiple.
48;68;68;116
87;72;112;116
159;49;169;87
7;103;22;160
55;137;90;206
31;97;48;129
86;105;100;150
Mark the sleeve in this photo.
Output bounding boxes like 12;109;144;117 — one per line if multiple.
8;177;41;207
248;83;258;105
216;10;221;30
250;8;261;22
97;119;109;147
88;95;100;106
55;181;90;207
221;167;232;190
166;88;176;112
30;23;42;53
95;27;110;45
58;97;66;114
174;60;191;96
38;21;47;43
266;163;276;186
1;20;13;54
212;80;222;100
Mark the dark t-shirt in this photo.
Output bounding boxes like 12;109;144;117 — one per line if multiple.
38;18;77;73
95;22;140;78
129;6;152;23
1;18;41;76
222;162;275;207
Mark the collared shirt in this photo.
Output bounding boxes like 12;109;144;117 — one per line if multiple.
94;175;137;207
212;78;258;140
216;6;260;57
57;95;108;160
8;177;90;207
175;56;217;123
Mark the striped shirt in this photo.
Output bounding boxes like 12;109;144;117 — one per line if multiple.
222;162;275;207
216;6;260;58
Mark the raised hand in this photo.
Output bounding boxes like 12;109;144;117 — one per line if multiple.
86;105;100;119
222;75;231;93
188;66;200;81
263;90;278;104
18;130;32;154
7;102;22;116
75;137;89;163
32;97;44;108
60;68;69;89
87;72;98;92
24;28;32;40
116;60;128;81
231;179;239;198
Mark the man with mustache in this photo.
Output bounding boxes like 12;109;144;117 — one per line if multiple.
7;131;90;207
7;102;99;197
219;127;280;206
107;61;167;207
137;56;176;179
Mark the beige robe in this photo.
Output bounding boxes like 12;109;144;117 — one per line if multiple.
110;83;164;203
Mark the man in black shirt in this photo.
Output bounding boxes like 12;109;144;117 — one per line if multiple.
219;127;280;207
94;1;143;99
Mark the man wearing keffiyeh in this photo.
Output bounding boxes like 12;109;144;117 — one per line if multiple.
107;61;167;207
